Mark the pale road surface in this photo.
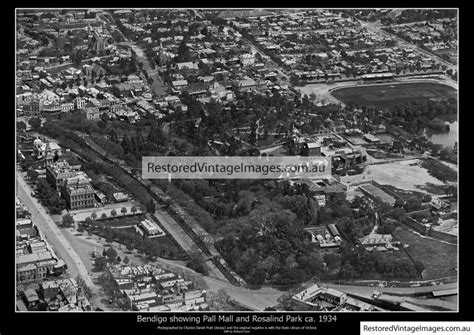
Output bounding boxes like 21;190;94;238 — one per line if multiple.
121;41;168;97
15;172;111;308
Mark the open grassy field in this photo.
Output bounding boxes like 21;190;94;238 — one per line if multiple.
331;82;457;109
393;227;457;280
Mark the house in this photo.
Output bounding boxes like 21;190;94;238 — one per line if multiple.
24;288;40;308
239;53;255;66
83;63;106;78
391;141;404;153
75;97;86;110
197;75;214;83
85;106;101;120
235;78;257;91
61;103;75;113
177;62;198;71
112;82;145;98
185;83;208;96
363;133;381;143
172;80;188;90
33;138;61;162
359;233;393;248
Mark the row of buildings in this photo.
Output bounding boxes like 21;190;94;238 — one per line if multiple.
229;9;445;81
16;194;92;311
107;264;208;311
16;199;67;283
19;278;92;311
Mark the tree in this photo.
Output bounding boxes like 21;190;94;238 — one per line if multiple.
106;247;118;261
107;129;119;143
116;256;122;263
62;213;74;227
186;249;209;275
91;212;97;221
73;50;83;66
76;275;93;299
111;209;117;217
95;256;108;271
206;289;239;311
146;200;156;213
177;38;191;62
17;121;27;132
121;207;127;216
84;217;92;226
27;169;39;182
28;117;42;131
123;255;130;264
131;205;137;215
101;213;107;220
121;134;132;154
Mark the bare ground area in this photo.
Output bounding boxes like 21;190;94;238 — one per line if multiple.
341;160;445;194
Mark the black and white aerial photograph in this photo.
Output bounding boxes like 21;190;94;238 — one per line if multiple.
14;6;464;334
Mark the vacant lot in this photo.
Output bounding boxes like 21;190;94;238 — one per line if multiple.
331;83;457;109
393;227;457;280
342;160;445;194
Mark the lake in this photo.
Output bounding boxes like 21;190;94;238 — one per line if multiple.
426;118;458;148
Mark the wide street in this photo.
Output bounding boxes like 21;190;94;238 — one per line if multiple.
16;170;110;310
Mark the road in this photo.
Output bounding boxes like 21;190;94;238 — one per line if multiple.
16;170;107;309
121;41;168;97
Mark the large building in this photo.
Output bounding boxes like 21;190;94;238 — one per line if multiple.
33;138;62;165
17;252;57;283
61;174;95;210
46;160;81;191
